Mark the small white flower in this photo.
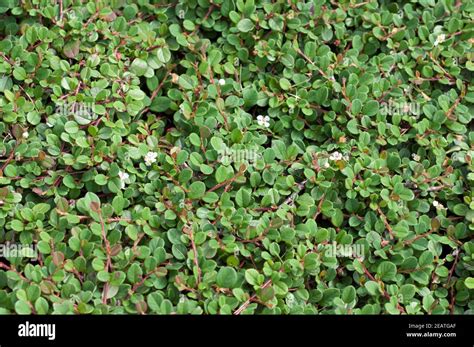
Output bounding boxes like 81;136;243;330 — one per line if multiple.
323;162;330;168
257;115;270;128
144;151;158;166
118;171;129;189
329;151;343;161
433;34;446;46
412;153;421;161
218;78;226;86
22;131;29;139
433;200;445;210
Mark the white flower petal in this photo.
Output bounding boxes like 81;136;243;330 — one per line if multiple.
144;151;158;166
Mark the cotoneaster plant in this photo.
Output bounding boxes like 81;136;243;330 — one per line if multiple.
0;0;473;315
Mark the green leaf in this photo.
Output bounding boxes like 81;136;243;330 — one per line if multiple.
422;294;435;312
188;181;206;199
34;297;49;314
331;208;343;227
189;133;201;147
418;250;434;268
258;286;274;302
465;277;474;289
304;253;319;271
11;219;24;231
236;187;251;207
15;300;31;314
387;153;401;170
156;47;171;63
215;166;229;184
94;174;107;185
13;67;27;80
365;281;381;296
342;286;356;303
377;261;397;281
362;100;379;116
315;86;328;104
130;58;148;76
244;269;261;286
128;89;146;101
179;75;194;90
400;284;416;301
243;88;258;108
63;40;80;59
279;78;291;90
237;18;254;32
127;263;143;283
216;267;238;288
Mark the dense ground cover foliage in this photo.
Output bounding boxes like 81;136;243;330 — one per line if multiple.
0;0;473;315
